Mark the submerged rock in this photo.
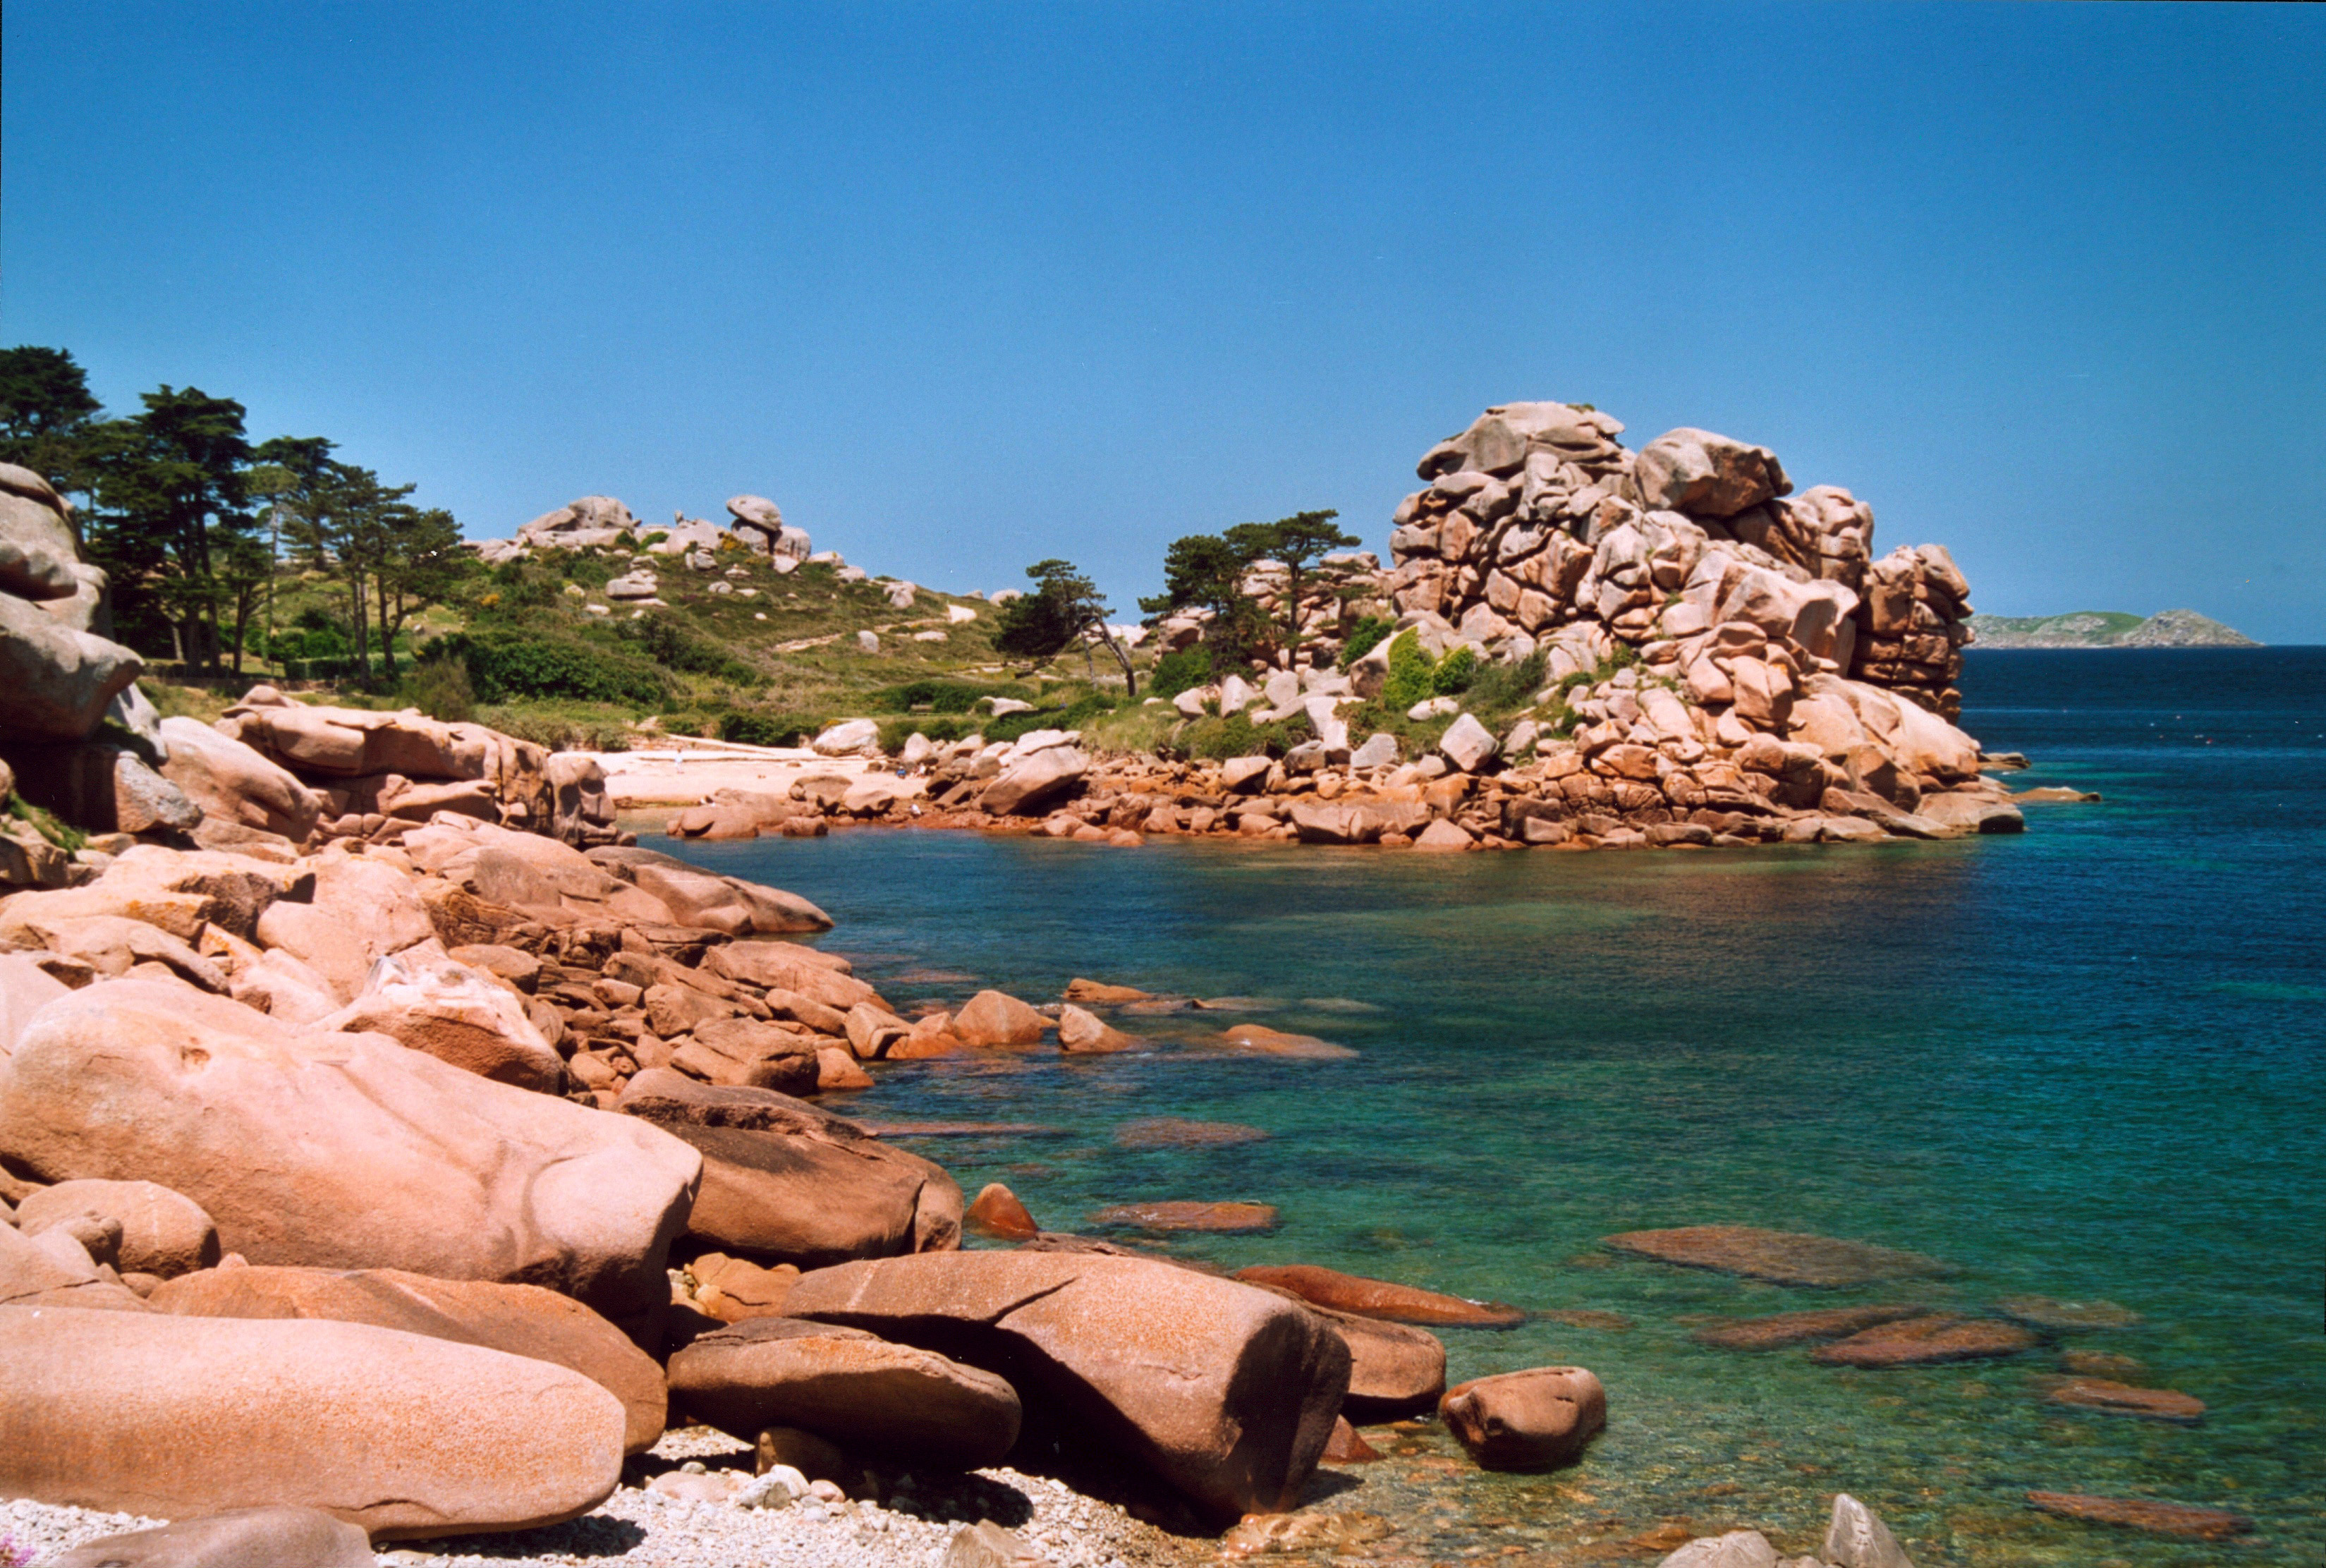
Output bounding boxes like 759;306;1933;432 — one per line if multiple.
1809;1314;2039;1367
2024;1491;2251;1540
1691;1303;1929;1350
1234;1263;1524;1328
1091;1201;1279;1234
2045;1378;2205;1423
1993;1294;2142;1330
1602;1225;1952;1287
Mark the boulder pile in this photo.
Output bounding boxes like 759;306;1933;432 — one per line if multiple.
1387;405;1972;719
5;698;1577;1548
468;491;815;573
0;463;200;867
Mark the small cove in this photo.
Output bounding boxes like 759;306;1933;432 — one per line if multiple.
674;648;2326;1566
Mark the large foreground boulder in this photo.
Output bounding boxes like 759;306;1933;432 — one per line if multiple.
618;1069;958;1266
669;1315;1021;1469
0;980;701;1336
0;1306;623;1539
786;1250;1351;1521
151;1264;666;1454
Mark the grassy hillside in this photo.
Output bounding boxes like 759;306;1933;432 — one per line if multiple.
141;535;1610;762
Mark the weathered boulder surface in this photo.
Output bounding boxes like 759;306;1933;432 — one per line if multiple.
952;988;1046;1047
44;1507;375;1568
14;1179;219;1280
0;1217;151;1311
0;463;83;601
618;1069;960;1266
0;589;143;740
0;980;701;1335
156;717;322;842
979;747;1088;818
0;1306;625;1539
150;1264;667;1454
786;1249;1351;1520
669;1315;1022;1469
319;947;564;1092
1439;1366;1606;1471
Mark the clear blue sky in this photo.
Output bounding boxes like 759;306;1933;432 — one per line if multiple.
5;2;2320;640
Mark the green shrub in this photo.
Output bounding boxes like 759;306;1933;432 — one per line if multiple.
1338;616;1395;670
1147;647;1212;700
867;679;1028;714
1430;645;1479;695
402;652;475;723
437;631;669;706
1378;631;1435;710
1461;648;1547;714
719;712;818;747
616;614;758;684
1177;710;1315;760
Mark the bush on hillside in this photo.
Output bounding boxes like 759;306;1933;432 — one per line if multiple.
719;712;819;748
1337;615;1395;670
1175;710;1315;761
402;652;475;723
616;614;759;685
867;679;1030;714
435;631;669;706
1147;648;1212;700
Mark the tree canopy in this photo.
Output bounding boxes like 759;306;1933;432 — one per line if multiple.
996;558;1136;695
1140;508;1360;671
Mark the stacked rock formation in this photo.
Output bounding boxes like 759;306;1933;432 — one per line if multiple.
1387;403;1973;718
0;464;206;873
209;686;621;845
473;492;815;571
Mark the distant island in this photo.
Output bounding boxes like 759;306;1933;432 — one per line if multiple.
1968;609;2260;649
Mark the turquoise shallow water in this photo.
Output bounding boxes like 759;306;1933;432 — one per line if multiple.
675;648;2325;1565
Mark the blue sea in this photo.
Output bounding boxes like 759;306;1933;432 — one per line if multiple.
676;648;2326;1565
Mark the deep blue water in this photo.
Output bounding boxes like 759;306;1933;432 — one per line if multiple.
675;648;2326;1565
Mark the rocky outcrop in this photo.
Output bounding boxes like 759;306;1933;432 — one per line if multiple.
150;1263;668;1454
0;1306;626;1538
1388;401;1971;719
217;693;556;837
667;1315;1022;1469
786;1249;1351;1521
726;495;812;561
0;978;701;1335
155;716;324;841
617;1069;961;1265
